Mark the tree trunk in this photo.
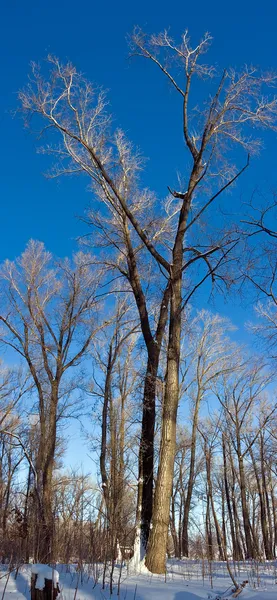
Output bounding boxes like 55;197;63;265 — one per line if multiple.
268;466;277;557
145;271;182;573
236;433;254;558
221;483;227;552
22;464;32;563
204;438;238;590
204;443;224;561
137;351;158;549
170;493;179;558
249;446;272;559
100;345;112;519
37;387;59;563
259;434;274;558
229;447;245;559
144;181;196;573
182;386;202;557
222;436;242;560
39;467;54;562
205;491;213;561
124;217;170;555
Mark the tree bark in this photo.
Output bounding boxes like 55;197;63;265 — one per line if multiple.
124;219;170;553
145;184;197;572
138;351;158;548
145;268;182;572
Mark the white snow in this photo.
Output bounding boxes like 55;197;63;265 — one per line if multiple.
128;526;149;574
31;564;59;590
0;558;276;600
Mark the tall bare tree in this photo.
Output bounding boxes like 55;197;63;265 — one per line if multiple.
19;29;277;570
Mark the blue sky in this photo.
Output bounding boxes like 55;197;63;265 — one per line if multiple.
1;0;277;473
1;0;277;262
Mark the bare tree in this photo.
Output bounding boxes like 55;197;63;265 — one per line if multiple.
180;311;238;557
18;28;277;570
0;363;30;431
215;360;275;558
199;417;239;590
92;299;139;559
0;240;105;561
241;196;277;361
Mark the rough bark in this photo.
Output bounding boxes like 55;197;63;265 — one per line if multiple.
145;260;183;572
124;219;170;552
145;174;200;572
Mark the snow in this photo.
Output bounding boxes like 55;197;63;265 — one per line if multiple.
31;564;59;590
0;559;276;600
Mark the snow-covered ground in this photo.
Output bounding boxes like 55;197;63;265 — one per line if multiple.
1;559;277;600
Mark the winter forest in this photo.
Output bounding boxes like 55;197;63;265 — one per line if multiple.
1;6;277;600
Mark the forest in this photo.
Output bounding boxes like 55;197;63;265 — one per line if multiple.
1;21;277;600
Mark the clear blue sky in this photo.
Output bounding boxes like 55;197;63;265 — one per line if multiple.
1;0;277;262
1;0;277;472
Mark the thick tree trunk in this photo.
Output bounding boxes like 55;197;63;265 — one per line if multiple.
145;272;182;573
37;386;59;563
144;183;196;573
40;480;54;563
125;217;170;556
131;349;160;568
137;351;158;550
